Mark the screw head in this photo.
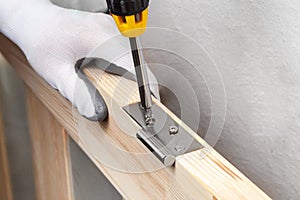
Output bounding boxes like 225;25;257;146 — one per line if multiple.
145;116;155;127
175;145;185;152
169;126;179;135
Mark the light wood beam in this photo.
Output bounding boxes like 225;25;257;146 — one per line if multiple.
25;88;73;200
0;91;13;200
0;34;271;200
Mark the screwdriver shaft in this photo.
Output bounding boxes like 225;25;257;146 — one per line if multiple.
129;37;152;110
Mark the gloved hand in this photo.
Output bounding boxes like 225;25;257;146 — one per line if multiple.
0;0;158;121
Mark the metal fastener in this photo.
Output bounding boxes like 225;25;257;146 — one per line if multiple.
169;126;179;135
175;145;185;152
145;116;155;127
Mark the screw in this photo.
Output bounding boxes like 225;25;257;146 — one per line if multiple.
169;126;179;135
145;115;155;127
175;145;185;152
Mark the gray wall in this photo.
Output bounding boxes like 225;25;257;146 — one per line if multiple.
69;138;121;200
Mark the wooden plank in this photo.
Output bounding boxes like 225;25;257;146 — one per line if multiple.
0;94;13;200
25;88;73;200
0;34;271;200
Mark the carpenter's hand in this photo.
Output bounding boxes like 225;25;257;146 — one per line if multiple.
0;0;158;121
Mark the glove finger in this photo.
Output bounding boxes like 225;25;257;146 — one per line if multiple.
74;60;108;121
33;58;108;121
73;74;108;121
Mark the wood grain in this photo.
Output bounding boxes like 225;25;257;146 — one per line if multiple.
0;96;13;200
26;88;73;200
0;34;271;200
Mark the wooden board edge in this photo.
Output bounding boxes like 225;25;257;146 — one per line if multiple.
0;33;271;200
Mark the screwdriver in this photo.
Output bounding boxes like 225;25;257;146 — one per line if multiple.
106;0;152;110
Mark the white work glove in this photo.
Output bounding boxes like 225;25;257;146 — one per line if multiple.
0;0;158;121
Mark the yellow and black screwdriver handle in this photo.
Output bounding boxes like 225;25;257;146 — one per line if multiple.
106;0;149;37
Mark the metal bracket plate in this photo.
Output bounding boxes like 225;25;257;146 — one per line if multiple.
123;103;203;166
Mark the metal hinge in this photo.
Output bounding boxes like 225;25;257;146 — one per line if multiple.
123;103;202;166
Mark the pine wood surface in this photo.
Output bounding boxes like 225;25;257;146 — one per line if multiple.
0;94;13;200
0;34;271;200
26;88;73;200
